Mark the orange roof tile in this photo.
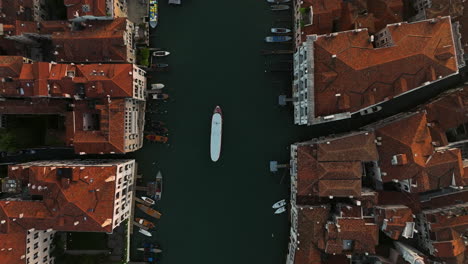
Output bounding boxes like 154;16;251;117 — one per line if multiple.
312;17;458;117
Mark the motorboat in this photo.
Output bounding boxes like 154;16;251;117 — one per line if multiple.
154;63;168;68
155;171;163;200
153;51;170;57
274;206;286;214
141;196;156;205
271;27;291;34
265;36;292;42
139;228;152;237
149;0;158;28
272;199;286;209
151;83;165;89
136;218;156;229
210;106;222;162
137;247;162;253
267;0;290;2
151;93;169;100
271;4;290;11
137;204;162;219
145;134;168;143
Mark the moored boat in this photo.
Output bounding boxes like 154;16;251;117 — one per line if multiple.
137;247;162;253
137;204;162;219
265;36;292;42
210;106;222;162
153;51;170;57
154;63;169;68
141;196;156;205
149;0;158;28
136;217;156;229
151;83;165;90
272;199;286;209
271;27;291;34
151;93;169;100
274;206;286;214
139;228;152;237
271;4;289;11
267;0;290;2
155;171;163;200
145;134;168;143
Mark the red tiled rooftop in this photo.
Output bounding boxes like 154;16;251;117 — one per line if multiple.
294;205;329;264
64;0;106;20
312;17;458;117
1;162;121;233
325;218;379;254
296;132;377;198
52;18;130;63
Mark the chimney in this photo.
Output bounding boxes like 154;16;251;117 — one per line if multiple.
391;154;408;165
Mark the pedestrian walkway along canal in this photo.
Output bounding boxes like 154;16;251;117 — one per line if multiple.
130;1;349;263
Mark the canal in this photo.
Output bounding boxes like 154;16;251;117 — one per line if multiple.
129;1;314;263
129;1;466;263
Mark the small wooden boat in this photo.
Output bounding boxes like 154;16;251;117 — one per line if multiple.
155;171;163;201
141;196;156;205
274;206;286;214
136;218;156;229
271;4;289;11
137;204;162;219
145;134;168;143
152;93;169;100
272;199;286;209
151;83;165;89
271;28;291;34
267;0;290;2
265;36;292;42
153;51;170;57
139;228;152;237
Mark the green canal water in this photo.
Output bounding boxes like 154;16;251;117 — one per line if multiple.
130;1;350;263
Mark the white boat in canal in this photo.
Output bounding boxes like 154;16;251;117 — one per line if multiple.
210;106;222;162
274;206;286;214
271;28;291;34
141;196;155;205
139;228;152;237
151;83;165;89
153;51;170;57
272;199;286;209
155;171;163;201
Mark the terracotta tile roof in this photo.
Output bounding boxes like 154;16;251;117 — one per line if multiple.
0;161;124;233
325;218;379;254
312;17;459;117
420;202;468;259
64;0;107;20
300;0;404;42
0;0;35;24
374;205;414;240
293;205;329;264
297;133;374;198
0;230;26;264
70;99;126;154
52;18;130;63
421;0;468;55
317;132;378;161
0;56;25;77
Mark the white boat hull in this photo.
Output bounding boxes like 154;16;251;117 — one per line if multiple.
210;106;222;162
139;228;152;237
272;199;286;209
274;206;286;214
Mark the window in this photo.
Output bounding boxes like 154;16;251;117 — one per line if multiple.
34;232;39;239
34;242;38;250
